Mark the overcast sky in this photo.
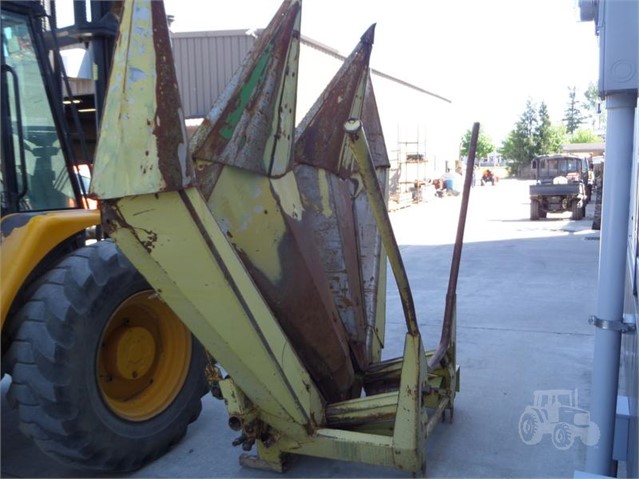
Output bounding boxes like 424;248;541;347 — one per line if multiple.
163;0;600;145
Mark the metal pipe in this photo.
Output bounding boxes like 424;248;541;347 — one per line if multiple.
344;119;419;336
586;91;637;476
428;123;479;369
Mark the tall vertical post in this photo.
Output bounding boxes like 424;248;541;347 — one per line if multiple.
586;91;636;475
579;0;638;473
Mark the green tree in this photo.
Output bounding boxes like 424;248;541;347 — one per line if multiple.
534;102;553;153
537;103;568;153
460;128;495;160
500;100;566;176
583;83;598;117
563;86;585;134
569;128;603;144
500;100;538;175
583;82;606;132
546;124;568;153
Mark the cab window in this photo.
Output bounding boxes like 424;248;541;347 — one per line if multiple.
1;9;76;212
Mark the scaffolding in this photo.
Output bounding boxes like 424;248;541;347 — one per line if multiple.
388;134;438;208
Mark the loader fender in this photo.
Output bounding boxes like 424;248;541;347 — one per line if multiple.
0;210;100;328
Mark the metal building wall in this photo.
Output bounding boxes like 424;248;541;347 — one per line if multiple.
172;30;255;118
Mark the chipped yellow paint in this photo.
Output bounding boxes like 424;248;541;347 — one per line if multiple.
270;171;305;220
264;12;301;177
208;167;286;282
371;171;389;363
91;0;182;199
206;168;306;283
316;169;333;217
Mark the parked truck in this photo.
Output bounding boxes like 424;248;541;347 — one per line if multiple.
529;154;591;220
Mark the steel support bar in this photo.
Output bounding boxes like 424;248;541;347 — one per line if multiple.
586;92;637;475
344;119;419;336
251;333;428;473
326;392;398;428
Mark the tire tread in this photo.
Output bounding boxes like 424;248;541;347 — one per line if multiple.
5;240;205;472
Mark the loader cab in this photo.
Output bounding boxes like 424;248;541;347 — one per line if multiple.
1;1;86;216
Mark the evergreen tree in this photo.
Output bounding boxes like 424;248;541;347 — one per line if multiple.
500;100;538;175
563;86;585;134
534;102;552;153
535;102;566;154
500;100;566;176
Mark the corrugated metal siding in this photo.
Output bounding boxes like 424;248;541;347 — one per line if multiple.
172;31;255;118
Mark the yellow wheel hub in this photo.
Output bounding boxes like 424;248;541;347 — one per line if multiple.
97;291;192;421
104;326;156;380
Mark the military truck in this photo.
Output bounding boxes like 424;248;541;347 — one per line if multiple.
529;154;591;220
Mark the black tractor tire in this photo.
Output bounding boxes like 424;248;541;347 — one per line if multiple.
571;200;584;220
4;240;207;472
530;201;540;221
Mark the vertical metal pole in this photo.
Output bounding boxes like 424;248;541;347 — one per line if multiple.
586;91;637;476
428;122;478;369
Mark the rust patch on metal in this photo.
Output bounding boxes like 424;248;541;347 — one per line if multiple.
232;213;356;403
291;26;384;375
295;25;374;179
191;1;301;195
295;167;369;371
150;1;195;191
101;200;157;253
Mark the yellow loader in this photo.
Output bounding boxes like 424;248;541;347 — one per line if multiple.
1;1;207;472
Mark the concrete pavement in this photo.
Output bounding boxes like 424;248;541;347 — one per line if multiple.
1;179;601;478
